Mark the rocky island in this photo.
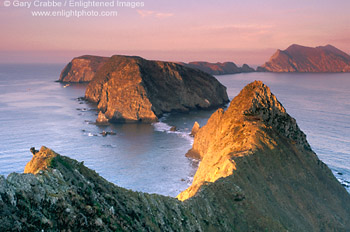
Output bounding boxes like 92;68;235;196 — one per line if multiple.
85;55;229;123
59;55;109;83
59;57;255;84
258;44;350;72
1;81;349;231
182;61;255;75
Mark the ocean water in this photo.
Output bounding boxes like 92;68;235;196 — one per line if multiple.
0;64;349;196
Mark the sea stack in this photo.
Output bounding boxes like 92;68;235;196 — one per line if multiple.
190;121;200;137
85;55;229;123
59;55;109;82
258;44;350;72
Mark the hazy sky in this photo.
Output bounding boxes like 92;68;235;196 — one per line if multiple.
0;0;349;65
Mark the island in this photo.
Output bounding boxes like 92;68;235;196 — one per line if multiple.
59;57;255;84
258;44;350;72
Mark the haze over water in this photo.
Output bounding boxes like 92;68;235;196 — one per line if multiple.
0;64;349;196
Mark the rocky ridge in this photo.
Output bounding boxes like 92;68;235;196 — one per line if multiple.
0;146;284;231
85;55;229;123
258;44;350;72
1;82;350;231
59;55;109;82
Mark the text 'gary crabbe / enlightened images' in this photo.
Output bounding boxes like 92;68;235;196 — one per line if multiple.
3;0;145;18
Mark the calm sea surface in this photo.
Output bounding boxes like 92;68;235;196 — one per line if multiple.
0;64;349;196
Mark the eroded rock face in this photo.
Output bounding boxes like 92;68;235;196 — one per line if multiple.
59;55;109;82
85;55;229;123
183;61;255;75
258;44;350;72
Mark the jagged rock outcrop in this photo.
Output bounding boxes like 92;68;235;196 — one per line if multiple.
85;55;229;123
58;55;109;82
183;61;255;75
258;44;350;72
24;146;58;174
96;111;109;124
1;82;350;231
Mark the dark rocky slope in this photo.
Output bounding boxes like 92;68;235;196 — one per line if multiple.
85;55;229;123
59;55;109;82
258;44;350;72
1;81;349;231
183;61;255;75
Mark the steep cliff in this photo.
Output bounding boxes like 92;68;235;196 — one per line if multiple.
58;55;109;82
258;44;350;72
85;55;229;123
183;61;255;75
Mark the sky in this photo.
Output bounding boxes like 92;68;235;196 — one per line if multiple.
0;0;350;65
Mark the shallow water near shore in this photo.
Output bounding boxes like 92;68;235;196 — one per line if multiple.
0;64;349;196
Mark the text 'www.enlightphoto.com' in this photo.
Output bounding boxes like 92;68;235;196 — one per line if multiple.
3;0;145;18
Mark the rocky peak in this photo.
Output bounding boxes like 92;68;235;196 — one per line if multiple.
180;80;313;200
286;44;308;52
237;81;311;150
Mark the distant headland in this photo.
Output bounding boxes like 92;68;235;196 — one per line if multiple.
258;44;350;72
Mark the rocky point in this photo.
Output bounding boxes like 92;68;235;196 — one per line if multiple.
59;55;109;83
